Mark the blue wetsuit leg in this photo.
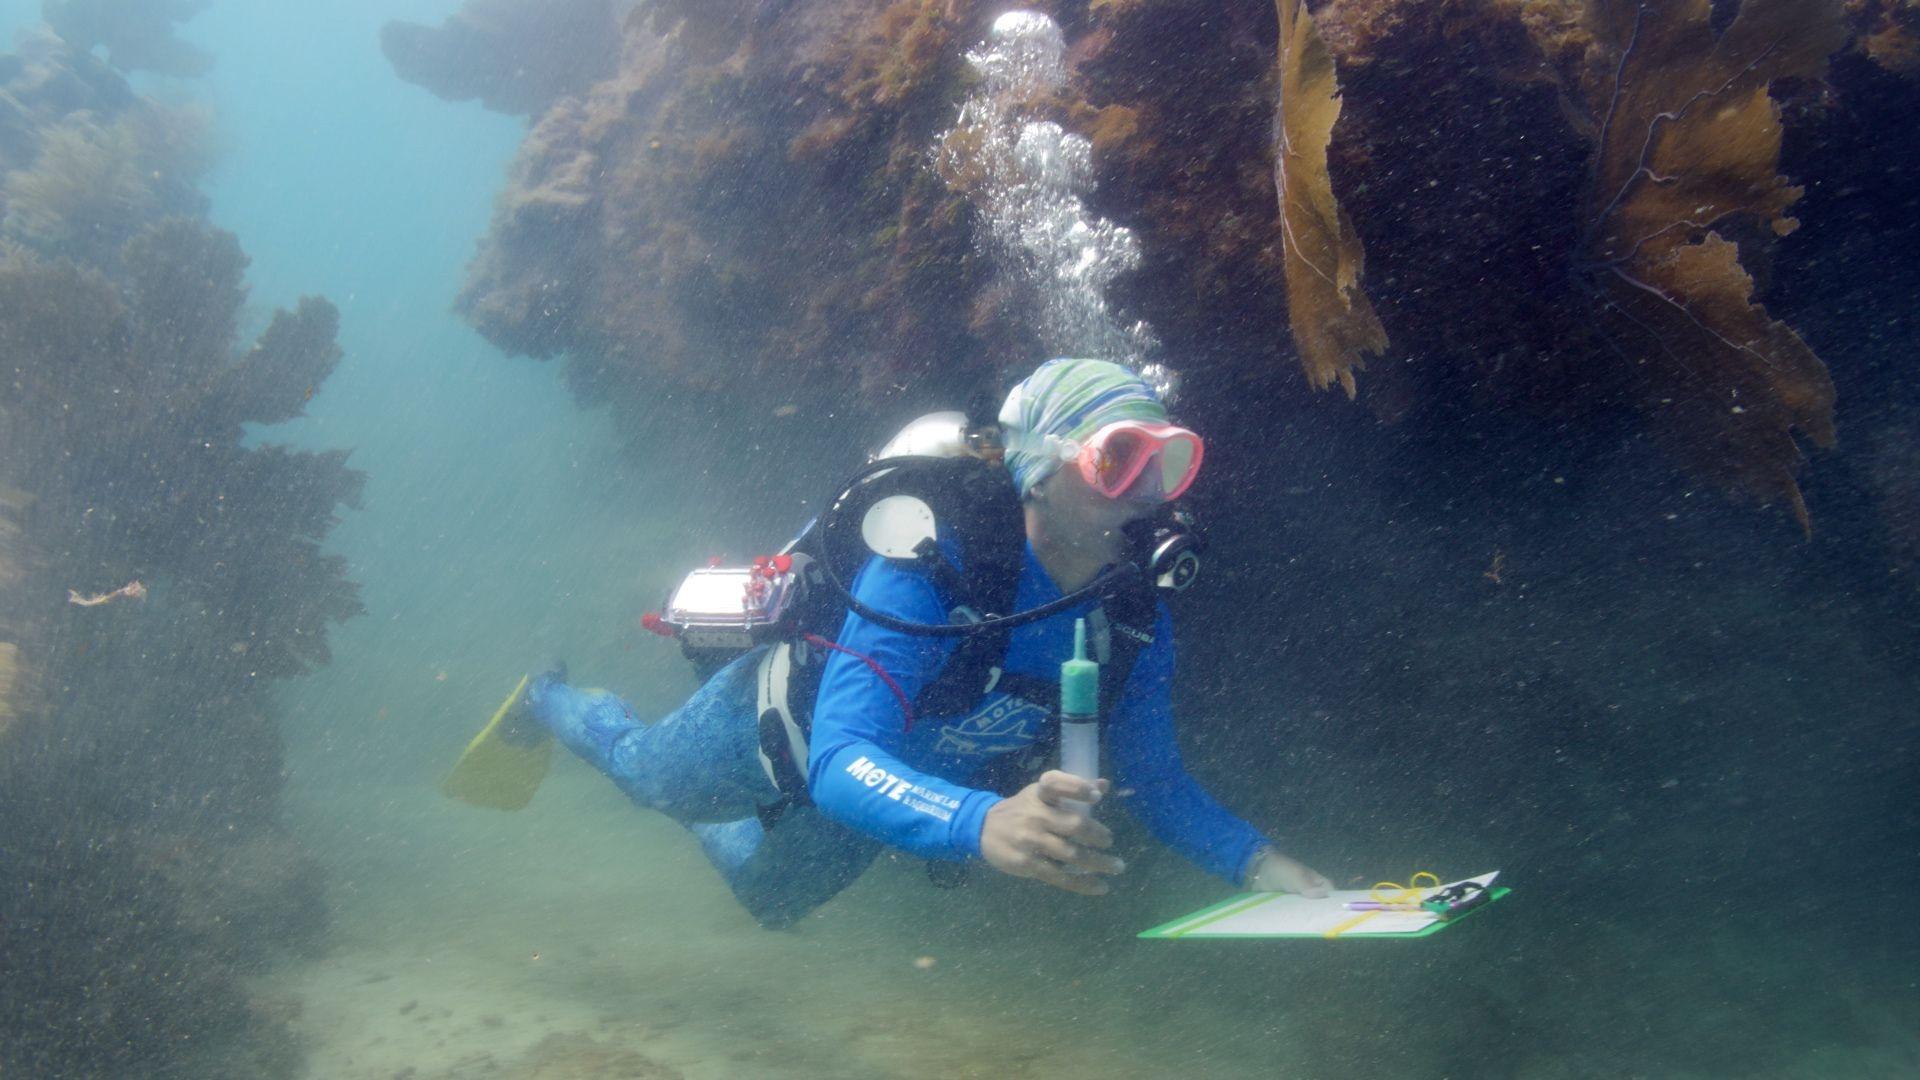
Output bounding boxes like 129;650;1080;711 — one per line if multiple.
526;648;774;823
524;647;878;927
690;809;881;930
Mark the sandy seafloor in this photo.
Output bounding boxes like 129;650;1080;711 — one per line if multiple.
261;763;1920;1080
272;771;1240;1080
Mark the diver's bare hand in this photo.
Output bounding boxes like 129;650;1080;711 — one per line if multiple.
980;771;1123;895
1246;850;1333;897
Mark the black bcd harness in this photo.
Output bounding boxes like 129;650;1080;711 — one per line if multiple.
751;456;1162;828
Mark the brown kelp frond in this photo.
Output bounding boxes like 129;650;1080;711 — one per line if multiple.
0;231;333;470
1273;0;1388;399
1581;0;1846;531
1584;0;1846;262
1849;0;1920;73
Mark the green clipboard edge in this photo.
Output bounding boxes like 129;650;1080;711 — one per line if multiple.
1138;886;1512;940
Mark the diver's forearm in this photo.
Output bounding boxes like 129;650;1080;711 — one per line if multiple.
808;737;1001;860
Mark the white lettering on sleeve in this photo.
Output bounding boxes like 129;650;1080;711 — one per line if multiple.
842;756;960;822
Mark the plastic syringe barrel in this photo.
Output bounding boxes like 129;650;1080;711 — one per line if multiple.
1059;719;1098;816
1058;617;1099;816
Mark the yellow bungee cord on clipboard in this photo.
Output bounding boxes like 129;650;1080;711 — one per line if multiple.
1321;871;1442;939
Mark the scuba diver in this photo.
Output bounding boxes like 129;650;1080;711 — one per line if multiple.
450;358;1331;928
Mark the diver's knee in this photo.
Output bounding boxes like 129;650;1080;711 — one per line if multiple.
735;889;811;931
749;907;800;931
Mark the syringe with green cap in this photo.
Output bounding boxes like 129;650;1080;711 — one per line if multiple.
1059;617;1099;816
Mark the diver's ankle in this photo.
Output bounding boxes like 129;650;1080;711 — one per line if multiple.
497;708;548;747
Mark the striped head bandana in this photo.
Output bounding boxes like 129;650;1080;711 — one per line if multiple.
998;357;1167;498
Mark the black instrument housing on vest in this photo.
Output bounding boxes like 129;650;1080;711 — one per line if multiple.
803;454;1029;637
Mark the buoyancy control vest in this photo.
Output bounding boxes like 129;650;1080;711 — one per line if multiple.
749;527;1164;821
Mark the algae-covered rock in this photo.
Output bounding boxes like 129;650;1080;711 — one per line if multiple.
1274;0;1852;526
0;33;357;1080
42;0;213;78
410;0;1906;527
0;31;211;266
381;0;633;116
450;1;1017;428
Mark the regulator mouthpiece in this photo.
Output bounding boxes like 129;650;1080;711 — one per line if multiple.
1125;505;1204;592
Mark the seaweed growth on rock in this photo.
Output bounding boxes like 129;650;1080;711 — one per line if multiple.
1850;0;1920;71
1575;0;1846;530
409;0;1894;534
1271;0;1386;398
0;31;212;266
1297;0;1854;525
1;107;209;254
435;0;1018;435
0;31;358;1080
42;0;213;78
381;0;632;117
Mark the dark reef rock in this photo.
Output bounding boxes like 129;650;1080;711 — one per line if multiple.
1866;425;1920;586
1284;0;1849;529
413;0;1912;528
447;0;1031;433
381;0;632;116
0;35;356;1080
42;0;214;78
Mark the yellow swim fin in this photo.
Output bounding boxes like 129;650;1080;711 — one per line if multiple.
441;673;552;810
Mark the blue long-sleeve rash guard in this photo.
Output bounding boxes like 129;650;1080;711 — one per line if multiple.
806;543;1270;884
